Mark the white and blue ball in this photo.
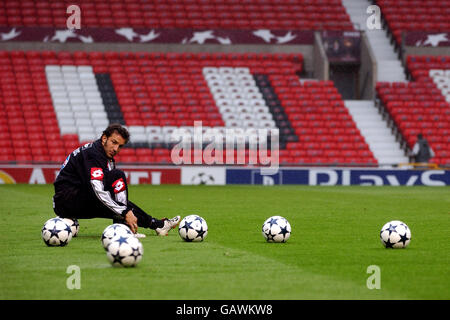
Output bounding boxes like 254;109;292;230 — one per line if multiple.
106;233;143;267
178;215;208;242
262;216;291;243
41;217;73;246
60;218;79;237
101;223;133;250
380;220;411;248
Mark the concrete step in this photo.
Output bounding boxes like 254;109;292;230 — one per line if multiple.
378;60;403;67
374;52;399;60
342;0;407;84
344;100;409;164
378;75;408;82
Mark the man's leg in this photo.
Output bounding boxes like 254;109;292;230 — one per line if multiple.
53;171;180;237
104;169;180;234
127;200;163;229
128;200;181;236
53;189;120;221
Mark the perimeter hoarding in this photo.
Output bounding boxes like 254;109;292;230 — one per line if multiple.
226;168;450;186
0;165;181;185
0;166;449;186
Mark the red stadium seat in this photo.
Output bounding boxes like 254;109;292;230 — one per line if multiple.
0;0;354;31
377;62;450;165
0;49;389;166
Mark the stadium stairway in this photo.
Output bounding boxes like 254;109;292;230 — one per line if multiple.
342;0;407;82
344;100;408;166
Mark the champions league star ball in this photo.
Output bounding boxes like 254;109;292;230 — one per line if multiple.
191;172;215;185
41;217;73;246
178;215;208;242
60;218;79;237
380;220;411;248
101;223;133;250
106;234;143;267
262;216;291;243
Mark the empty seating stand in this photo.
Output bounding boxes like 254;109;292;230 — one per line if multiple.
375;55;450;166
0;50;376;166
0;0;353;31
376;0;450;45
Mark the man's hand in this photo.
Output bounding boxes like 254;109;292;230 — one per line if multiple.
125;210;138;233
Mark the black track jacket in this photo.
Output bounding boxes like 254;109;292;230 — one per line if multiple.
54;139;131;217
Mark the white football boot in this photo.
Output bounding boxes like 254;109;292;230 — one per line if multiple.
155;216;181;236
134;233;146;239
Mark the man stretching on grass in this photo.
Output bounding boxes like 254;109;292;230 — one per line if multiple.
52;123;180;237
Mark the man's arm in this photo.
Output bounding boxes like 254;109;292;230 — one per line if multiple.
429;146;435;158
124;210;138;233
90;168;138;233
90;167;128;214
411;143;419;156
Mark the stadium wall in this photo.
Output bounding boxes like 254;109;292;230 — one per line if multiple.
401;31;450;65
1;165;449;186
0;26;315;75
1;41;314;77
359;31;377;100
403;45;450;66
313;31;328;80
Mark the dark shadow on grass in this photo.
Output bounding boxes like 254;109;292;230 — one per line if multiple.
252;240;292;246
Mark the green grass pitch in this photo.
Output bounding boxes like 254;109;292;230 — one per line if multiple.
0;184;448;300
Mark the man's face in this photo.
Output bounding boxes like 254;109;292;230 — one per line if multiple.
102;132;126;159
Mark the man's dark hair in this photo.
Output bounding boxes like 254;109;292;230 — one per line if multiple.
417;133;423;140
102;123;130;144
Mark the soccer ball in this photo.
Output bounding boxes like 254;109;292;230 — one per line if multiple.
262;216;291;243
41;217;73;246
101;223;133;250
191;172;215;185
178;215;208;242
61;218;79;237
106;234;143;267
380;220;411;248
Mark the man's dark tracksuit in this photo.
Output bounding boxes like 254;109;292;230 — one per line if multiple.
53;139;159;229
